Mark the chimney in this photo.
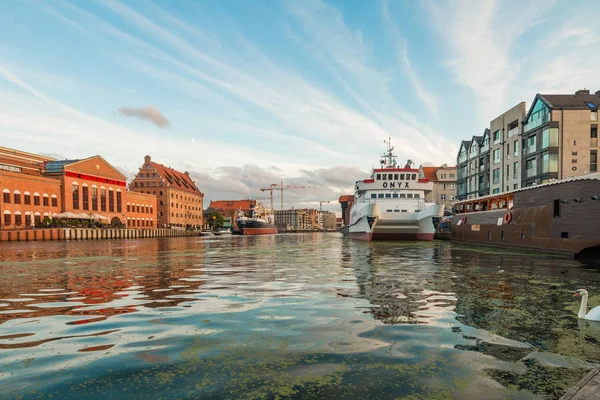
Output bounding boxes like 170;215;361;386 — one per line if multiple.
575;89;590;95
185;171;189;176
144;155;151;164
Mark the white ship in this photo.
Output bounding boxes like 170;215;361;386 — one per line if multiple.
347;139;443;241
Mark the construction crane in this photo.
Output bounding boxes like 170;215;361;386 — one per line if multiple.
259;181;315;211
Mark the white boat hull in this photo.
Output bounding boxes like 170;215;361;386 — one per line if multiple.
347;203;443;241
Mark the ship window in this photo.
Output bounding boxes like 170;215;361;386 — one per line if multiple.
385;194;391;198
382;174;387;180
394;209;400;212
412;174;417;180
553;199;560;217
414;194;420;199
400;174;405;180
392;194;398;198
394;174;399;180
371;194;376;199
400;194;406;198
561;232;569;238
407;194;414;198
387;209;393;212
378;194;384;198
501;231;505;241
376;174;381;180
401;210;407;212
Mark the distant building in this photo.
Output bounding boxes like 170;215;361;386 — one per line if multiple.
521;89;599;186
130;155;203;230
207;199;256;231
490;102;526;194
422;164;456;211
274;208;320;231
319;211;337;230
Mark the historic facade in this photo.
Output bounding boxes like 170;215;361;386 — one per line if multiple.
129;155;203;229
422;164;457;211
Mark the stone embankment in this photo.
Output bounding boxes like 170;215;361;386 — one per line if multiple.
0;228;195;242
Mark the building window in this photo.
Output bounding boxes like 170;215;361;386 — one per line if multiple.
527;135;536;154
3;192;10;203
450;183;455;189
493;148;500;164
101;188;107;211
150;206;153;214
492;188;500;194
127;204;131;212
92;187;98;211
541;152;550;173
52;197;57;207
506;164;510;178
25;214;31;227
371;194;376;199
442;183;447;189
82;186;89;210
13;192;21;204
513;162;519;179
492;168;500;185
117;191;122;212
441;194;447;201
592;127;598;139
43;196;49;207
4;213;11;226
526;158;537;177
34;194;40;206
514;141;519;157
72;184;79;209
591;150;598;172
108;190;114;212
493;130;501;144
15;213;22;226
137;205;140;213
506;143;510;157
24;194;30;205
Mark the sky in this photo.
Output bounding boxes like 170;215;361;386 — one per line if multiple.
1;0;599;211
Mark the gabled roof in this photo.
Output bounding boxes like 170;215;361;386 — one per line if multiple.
459;140;471;152
62;155;128;181
209;199;255;210
540;93;600;110
421;167;439;181
482;128;490;139
151;162;202;195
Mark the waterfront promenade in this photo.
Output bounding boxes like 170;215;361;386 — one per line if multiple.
0;227;195;242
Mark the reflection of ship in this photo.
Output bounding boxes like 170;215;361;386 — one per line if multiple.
346;139;443;241
235;201;277;235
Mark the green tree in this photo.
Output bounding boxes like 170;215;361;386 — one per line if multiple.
212;212;225;229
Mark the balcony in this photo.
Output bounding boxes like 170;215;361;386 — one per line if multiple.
507;127;519;138
524;114;549;133
526;167;537;178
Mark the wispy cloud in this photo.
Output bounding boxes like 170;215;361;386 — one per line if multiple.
119;105;170;128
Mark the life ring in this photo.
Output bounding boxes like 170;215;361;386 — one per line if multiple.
503;212;512;224
461;217;467;225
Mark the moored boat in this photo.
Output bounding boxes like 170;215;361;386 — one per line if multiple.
235;203;277;235
346;139;443;241
451;173;600;256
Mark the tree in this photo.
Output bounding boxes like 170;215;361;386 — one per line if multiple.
212;212;225;229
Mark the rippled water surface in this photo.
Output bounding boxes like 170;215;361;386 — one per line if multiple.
1;234;600;399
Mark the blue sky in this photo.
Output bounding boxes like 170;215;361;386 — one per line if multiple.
1;0;599;210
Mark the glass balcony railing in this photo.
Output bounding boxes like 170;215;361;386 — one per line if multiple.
524;114;549;133
507;127;519;138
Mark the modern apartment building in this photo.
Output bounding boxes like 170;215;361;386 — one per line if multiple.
274;208;320;231
423;164;457;210
130;155;204;229
489;102;526;194
521;89;599;186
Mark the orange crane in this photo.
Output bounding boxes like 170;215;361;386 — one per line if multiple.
259;181;315;211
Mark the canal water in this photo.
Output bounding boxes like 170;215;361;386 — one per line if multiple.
1;234;599;399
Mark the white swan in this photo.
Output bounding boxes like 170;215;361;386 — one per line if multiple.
574;289;600;321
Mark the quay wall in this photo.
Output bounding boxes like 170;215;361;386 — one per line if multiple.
0;228;194;242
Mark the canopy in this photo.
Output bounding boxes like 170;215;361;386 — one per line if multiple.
90;213;109;220
54;212;81;219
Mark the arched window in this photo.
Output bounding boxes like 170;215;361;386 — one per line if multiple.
51;194;58;207
153;173;156;178
24;191;31;205
13;190;21;204
34;192;40;206
3;189;11;203
146;173;150;178
72;183;79;209
108;188;115;212
3;210;11;226
116;189;122;212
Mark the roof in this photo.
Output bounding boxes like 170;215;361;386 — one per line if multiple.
459;140;471;152
421;167;439;181
209;199;256;210
471;135;483;145
338;195;354;203
454;172;600;205
45;159;80;174
540;92;600;110
151;162;202;195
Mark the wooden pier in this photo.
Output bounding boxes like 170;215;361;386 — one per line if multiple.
561;368;600;400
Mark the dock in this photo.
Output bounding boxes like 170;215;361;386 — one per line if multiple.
561;368;600;400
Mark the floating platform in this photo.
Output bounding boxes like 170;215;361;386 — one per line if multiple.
561;368;600;400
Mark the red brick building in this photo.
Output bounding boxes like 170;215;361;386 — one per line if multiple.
1;146;157;230
129;155;203;229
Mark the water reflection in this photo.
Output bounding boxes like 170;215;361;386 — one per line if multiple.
0;235;599;399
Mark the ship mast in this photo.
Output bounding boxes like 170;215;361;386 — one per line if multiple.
381;137;397;169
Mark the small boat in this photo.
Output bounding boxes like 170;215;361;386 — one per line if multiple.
200;231;214;237
219;229;232;235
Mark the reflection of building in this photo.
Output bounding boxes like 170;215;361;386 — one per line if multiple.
129;155;203;229
1;146;157;229
422;164;457;210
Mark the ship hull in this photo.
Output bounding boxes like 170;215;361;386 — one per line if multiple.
346;203;442;242
236;219;277;235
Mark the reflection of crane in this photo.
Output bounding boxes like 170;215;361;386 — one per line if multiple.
259;181;315;211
